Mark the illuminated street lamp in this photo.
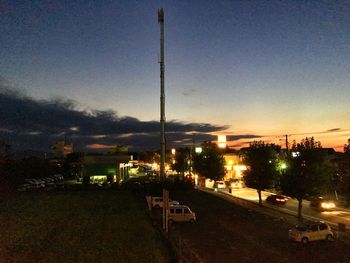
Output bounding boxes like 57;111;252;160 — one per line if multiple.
171;148;176;164
218;135;226;149
281;162;287;170
195;147;202;154
277;160;287;172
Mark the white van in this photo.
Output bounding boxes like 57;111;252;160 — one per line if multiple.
168;205;196;223
151;197;179;208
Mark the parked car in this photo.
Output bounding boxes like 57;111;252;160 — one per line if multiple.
231;179;243;189
288;221;335;244
35;179;46;188
24;179;45;189
41;177;56;189
168;205;196;223
152;197;179;208
51;174;64;181
310;197;336;211
266;194;288;205
24;178;36;184
216;181;226;189
17;184;33;192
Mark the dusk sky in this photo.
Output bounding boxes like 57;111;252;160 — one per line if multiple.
1;0;350;152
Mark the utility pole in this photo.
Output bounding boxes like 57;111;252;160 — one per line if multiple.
158;8;166;181
285;134;289;155
190;133;195;177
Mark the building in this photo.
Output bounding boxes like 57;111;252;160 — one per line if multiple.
82;154;133;184
196;152;247;189
51;141;73;159
223;153;246;181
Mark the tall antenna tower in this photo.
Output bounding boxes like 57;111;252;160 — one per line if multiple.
158;8;165;180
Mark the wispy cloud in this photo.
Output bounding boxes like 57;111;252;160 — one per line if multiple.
182;88;197;97
86;144;116;149
326;128;341;133
226;134;262;141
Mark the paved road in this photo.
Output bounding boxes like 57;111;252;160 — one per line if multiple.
166;190;350;263
219;187;350;228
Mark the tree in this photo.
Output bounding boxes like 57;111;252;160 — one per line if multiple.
193;141;225;183
137;151;157;163
0;141;14;192
242;141;281;206
108;144;128;155
171;147;190;178
339;138;350;206
281;137;335;220
63;152;85;179
344;138;350;153
15;157;52;179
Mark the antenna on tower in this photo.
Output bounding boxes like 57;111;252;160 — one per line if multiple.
158;8;164;23
158;8;166;181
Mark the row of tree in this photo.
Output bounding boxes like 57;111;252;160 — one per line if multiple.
243;138;339;219
176;137;350;220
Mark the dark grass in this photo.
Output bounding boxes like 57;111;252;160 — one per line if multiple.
0;190;171;263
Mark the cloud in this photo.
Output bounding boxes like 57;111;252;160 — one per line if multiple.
226;134;262;141
86;144;116;149
326;128;341;133
0;78;231;152
182;89;197;97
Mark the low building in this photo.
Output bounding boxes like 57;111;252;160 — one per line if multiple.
51;141;73;159
223;153;247;182
82;154;133;184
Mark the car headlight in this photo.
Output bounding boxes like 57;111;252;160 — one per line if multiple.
321;202;335;209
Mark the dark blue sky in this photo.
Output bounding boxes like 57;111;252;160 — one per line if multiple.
1;0;350;151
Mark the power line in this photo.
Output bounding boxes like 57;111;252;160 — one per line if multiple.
259;128;350;139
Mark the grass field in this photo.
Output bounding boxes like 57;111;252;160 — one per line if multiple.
0;189;171;263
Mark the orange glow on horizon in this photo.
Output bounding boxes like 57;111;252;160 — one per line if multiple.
86;144;116;149
225;135;348;152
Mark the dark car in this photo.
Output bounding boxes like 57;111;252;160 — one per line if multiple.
266;194;288;205
310;197;336;211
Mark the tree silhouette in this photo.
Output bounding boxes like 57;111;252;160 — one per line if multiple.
340;138;350;206
193;141;225;183
281;137;334;220
0;140;13;192
344;138;350;153
242;141;281;206
171;147;190;179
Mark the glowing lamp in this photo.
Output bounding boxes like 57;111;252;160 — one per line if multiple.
218;135;226;148
195;147;202;154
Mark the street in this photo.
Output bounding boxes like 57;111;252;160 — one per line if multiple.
165;189;350;263
219;187;350;229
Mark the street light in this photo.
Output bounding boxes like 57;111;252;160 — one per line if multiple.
218;135;227;148
195;147;202;154
281;162;287;170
